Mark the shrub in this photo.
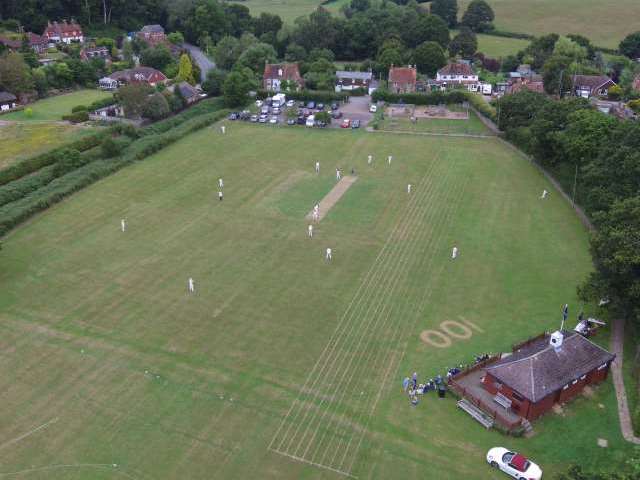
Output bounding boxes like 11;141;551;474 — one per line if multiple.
101;136;131;158
62;111;89;123
52;149;82;176
24;108;33;118
87;96;117;111
71;104;88;113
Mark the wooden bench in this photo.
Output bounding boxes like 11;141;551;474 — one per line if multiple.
493;393;512;409
457;399;494;429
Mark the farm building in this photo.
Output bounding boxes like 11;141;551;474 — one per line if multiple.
481;330;615;421
572;75;616;98
0;91;18;112
43;20;83;44
335;70;373;93
263;63;304;92
388;66;417;93
104;67;168;88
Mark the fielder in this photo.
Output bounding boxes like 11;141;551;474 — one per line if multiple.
308;224;313;238
388;155;393;165
188;277;195;293
451;246;459;259
367;155;372;165
336;168;341;180
218;191;223;201
540;189;548;199
315;161;320;174
121;219;126;232
407;184;412;194
326;247;332;261
219;178;224;189
313;203;320;222
220;125;226;134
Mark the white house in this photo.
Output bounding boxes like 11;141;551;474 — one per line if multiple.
436;63;478;84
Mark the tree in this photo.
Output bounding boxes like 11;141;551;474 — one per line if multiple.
449;28;477;58
213;36;242;71
167;32;185;45
222;67;256;107
553;36;587;63
620;31;640;59
303;58;336;90
122;40;134;67
460;0;494;32
408;14;450;49
376;48;405;76
524;33;559;71
559;108;616;168
495;90;551;131
142;92;170;120
567;34;595;59
542;54;573;96
177;53;196;84
350;0;370;12
140;44;174;71
236;42;277;75
315;110;331;124
253;12;283;38
0;52;34;95
412;41;446;76
430;0;458;28
183;0;230;43
285;43;307;62
117;83;153;118
202;68;227;96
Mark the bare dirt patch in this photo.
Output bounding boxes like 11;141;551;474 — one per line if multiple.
306;176;358;222
386;104;469;120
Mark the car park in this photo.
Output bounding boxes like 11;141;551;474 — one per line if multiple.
259;115;268;123
239;110;250;120
261;106;269;115
341;118;351;128
297;116;306;125
228;112;238;120
351;119;360;129
306;115;315;127
250;114;258;122
486;448;542;480
272;107;281;115
331;103;338;110
369;104;377;113
269;116;278;124
331;111;342;119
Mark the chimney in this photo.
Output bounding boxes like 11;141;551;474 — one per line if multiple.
549;331;564;350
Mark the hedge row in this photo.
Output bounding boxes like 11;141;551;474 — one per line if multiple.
0;109;228;236
140;97;225;136
72;95;117;114
256;90;349;103
0;129;111;186
463;92;497;122
482;29;535;40
372;89;469;105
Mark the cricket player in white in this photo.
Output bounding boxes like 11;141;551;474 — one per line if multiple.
218;191;223;201
326;247;332;261
407;184;412;194
188;277;195;293
315;161;320;174
451;246;459;259
388;155;393;165
308;224;313;237
219;178;224;188
221;125;226;134
121;219;126;232
336;168;341;180
368;155;372;165
540;189;548;199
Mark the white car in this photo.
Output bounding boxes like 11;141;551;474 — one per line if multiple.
286;100;295;107
269;115;278;124
486;448;542;480
369;104;377;113
255;100;263;107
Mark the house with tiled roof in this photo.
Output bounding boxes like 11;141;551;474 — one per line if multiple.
137;25;167;47
481;330;615;420
572;75;616;98
335;70;373;93
388;66;417;93
0;33;48;54
436;62;478;85
80;46;111;62
100;67;168;89
263;63;304;92
43;20;83;44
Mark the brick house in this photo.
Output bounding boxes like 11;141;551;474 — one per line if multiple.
507;78;545;95
103;67;168;88
572;75;616;98
481;331;615;421
263;63;304;92
137;25;166;47
0;33;48;54
335;70;373;92
43;20;84;44
388;66;417;93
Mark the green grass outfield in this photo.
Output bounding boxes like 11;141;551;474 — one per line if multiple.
3;90;111;122
0;123;631;479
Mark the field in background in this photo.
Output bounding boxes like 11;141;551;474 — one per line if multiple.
0;123;630;479
228;0;348;23
0;123;97;170
2;90;111;122
474;33;530;58
459;0;640;48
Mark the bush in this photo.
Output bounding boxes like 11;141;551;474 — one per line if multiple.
71;104;88;113
24;108;33;118
142;93;170;121
87;95;117;111
101;136;132;158
62;111;89;123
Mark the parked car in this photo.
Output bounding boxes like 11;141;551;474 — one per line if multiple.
250;114;258;122
287;118;296;125
331;103;338;110
316;120;326;128
486;448;542;480
341;118;351;128
286;100;295;107
351;119;360;129
269;115;278;124
317;103;324;110
307;101;316;109
265;97;273;106
239;110;251;120
259;115;268;123
255;100;263;107
261;106;269;115
306;114;315;127
297;116;306;125
369;104;377;113
331;111;343;119
272;107;281;115
228;112;238;120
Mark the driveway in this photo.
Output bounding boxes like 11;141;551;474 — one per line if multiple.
334;96;373;127
182;43;215;82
